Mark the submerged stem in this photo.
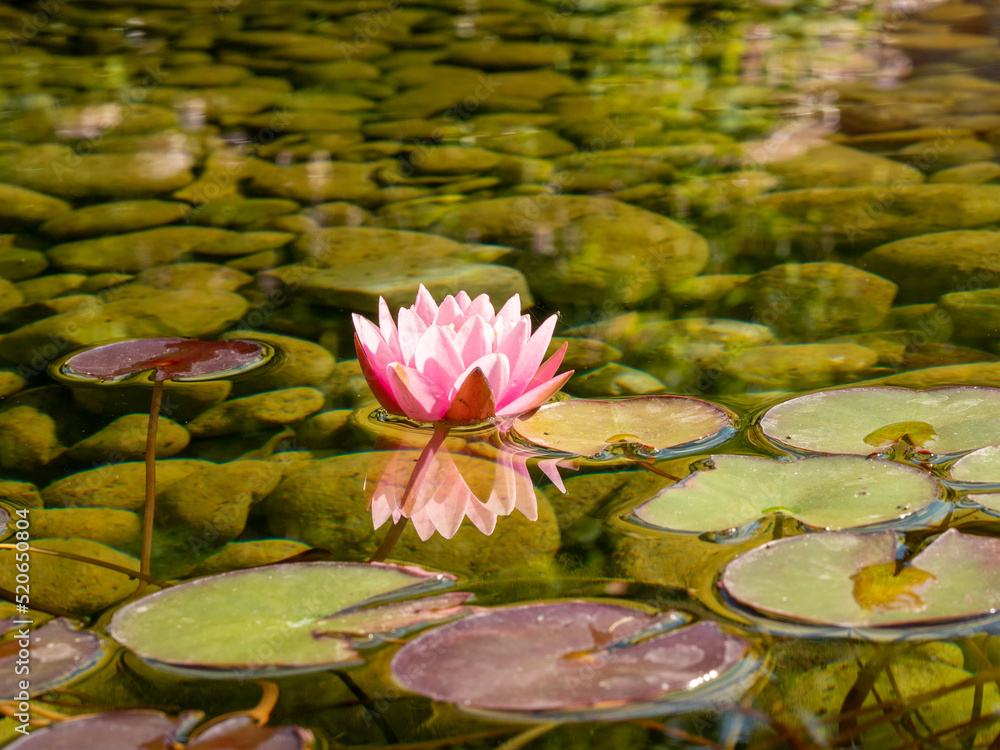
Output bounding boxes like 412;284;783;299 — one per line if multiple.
368;423;451;564
141;379;164;579
0;544;168;588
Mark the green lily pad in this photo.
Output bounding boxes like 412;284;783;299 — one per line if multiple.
631;455;941;534
947;444;1000;513
721;529;1000;632
509;396;732;458
110;562;463;678
760;386;1000;456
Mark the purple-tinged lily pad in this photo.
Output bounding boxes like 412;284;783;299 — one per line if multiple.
391;601;752;719
0;618;106;699
51;337;275;385
721;529;1000;633
3;710;314;749
110;562;464;678
510;396;732;459
760;386;1000;456
631;455;941;534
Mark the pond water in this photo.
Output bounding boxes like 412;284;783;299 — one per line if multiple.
2;0;1000;746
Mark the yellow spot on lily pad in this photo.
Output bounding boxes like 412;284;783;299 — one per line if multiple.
863;421;937;449
850;562;936;612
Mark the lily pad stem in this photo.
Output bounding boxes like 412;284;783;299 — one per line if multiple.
369;423;451;563
141;378;163;579
0;544;168;588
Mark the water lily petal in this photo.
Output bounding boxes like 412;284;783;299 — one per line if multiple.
497;369;573;416
538;458;570;494
377;297;401;358
387;364;449;422
444;367;496;423
454;290;472;312
434;295;465;329
396;307;428;365
509;314;559;397
465;293;495;324
493;294;522;335
525;341;568;390
495;317;530;398
453;314;493;365
413;284;439;324
355;333;404;415
414;325;466;389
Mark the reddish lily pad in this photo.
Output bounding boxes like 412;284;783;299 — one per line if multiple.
760;386;1000;456
391;601;752;719
51;337;275;385
0;618;106;699
721;529;1000;632
631;455;941;534
509;396;732;458
110;562;465;678
3;710;314;749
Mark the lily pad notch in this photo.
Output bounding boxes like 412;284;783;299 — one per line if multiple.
50;337;277;577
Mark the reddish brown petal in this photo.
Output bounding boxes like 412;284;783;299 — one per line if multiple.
444;367;496;424
355;333;404;415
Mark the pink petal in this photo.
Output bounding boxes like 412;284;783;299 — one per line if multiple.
509;314;559;396
538;458;568;494
355;333;404;415
495;317;530;398
526;341;568;389
396;307;428;365
387;363;449;421
464;498;498;536
496;369;573;417
434;295;465;329
493;294;522;334
454;290;472;311
377;297;400;357
453;315;493;365
414;325;466;389
465;293;495;323
413;284;439;324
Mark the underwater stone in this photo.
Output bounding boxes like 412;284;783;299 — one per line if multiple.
0;480;42;509
472;130;576;158
15;274;88;304
0;278;23;315
247;158;380;202
547;336;622;371
0;406;64;472
185;387;326;437
443;40;572;69
293;257;531;315
186;199;301;228
72;380;232;423
222;332;335;394
67;414;190;463
763;143;924;189
38;201;192;241
724;343;880;391
0;289;249;363
0;145;195;199
288;226;479;267
41;459;214;511
0;538;139;616
0;371;25;399
737;262;898;340
187;539;311;576
861;230;1000;303
156;460;284;543
132;262;253;292
937;288;1000;342
431;196;708;305
29;508;141;555
666;274;751;315
751;184;1000;246
321;359;370;408
566;363;665;397
46;226;240;273
0;239;48;281
293;409;354;450
871;362;1000;388
928;161;1000;184
0;183;71;230
192;230;296;257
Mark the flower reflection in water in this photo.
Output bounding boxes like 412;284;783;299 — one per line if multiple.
364;421;576;545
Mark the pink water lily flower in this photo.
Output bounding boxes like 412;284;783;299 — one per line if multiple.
353;285;574;424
